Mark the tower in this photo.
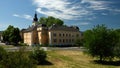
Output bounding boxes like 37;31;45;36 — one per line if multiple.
32;11;38;26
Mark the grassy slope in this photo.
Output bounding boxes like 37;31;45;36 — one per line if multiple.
0;45;14;48
38;50;120;68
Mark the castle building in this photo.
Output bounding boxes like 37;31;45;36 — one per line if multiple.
22;13;81;46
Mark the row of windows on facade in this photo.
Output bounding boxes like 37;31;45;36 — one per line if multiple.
53;39;75;43
53;33;79;37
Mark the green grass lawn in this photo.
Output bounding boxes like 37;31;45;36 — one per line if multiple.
38;50;120;68
0;45;15;48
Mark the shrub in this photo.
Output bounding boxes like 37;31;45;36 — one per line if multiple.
0;46;7;61
19;43;28;46
29;47;47;64
0;47;36;68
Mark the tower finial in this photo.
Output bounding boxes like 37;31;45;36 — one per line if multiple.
33;11;38;22
32;11;38;26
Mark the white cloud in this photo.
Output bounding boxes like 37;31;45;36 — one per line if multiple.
13;14;20;17
114;9;120;13
81;0;110;10
81;0;120;14
33;0;92;20
69;22;90;26
79;22;90;25
13;14;33;20
32;0;117;20
109;9;120;13
23;15;33;20
101;13;107;15
0;24;8;30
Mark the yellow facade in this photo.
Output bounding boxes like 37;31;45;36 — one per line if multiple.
37;27;48;45
23;25;48;46
24;32;32;45
48;30;81;45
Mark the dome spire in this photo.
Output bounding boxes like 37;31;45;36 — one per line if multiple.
33;11;38;22
32;11;38;26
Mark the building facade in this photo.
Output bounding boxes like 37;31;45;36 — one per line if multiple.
22;13;81;46
48;25;81;45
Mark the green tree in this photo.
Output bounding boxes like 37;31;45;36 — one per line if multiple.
2;25;14;43
29;47;47;64
9;28;21;45
114;29;120;59
39;17;47;24
2;25;21;45
84;25;118;61
55;18;64;26
75;39;83;47
39;16;63;27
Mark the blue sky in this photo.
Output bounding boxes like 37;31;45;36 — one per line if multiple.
0;0;120;31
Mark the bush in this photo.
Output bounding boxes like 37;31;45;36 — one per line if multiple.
0;47;36;68
29;47;47;64
0;46;7;61
19;43;28;46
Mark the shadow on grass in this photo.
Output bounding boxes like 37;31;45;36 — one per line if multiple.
93;60;120;66
38;60;53;65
